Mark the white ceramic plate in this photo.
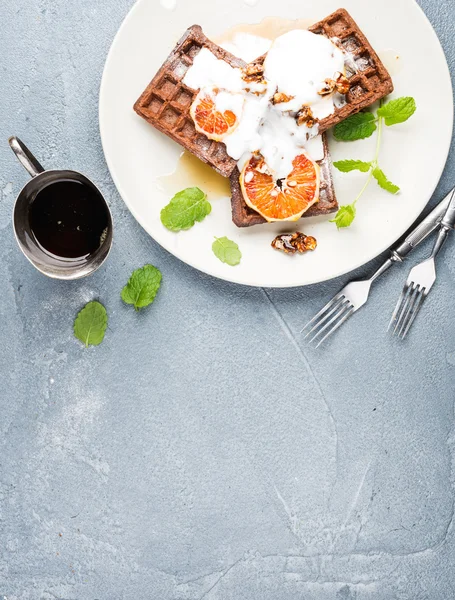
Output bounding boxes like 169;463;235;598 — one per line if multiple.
100;0;453;287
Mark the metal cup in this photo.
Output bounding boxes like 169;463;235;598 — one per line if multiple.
8;136;113;280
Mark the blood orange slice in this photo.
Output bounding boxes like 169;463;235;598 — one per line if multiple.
190;87;243;142
240;153;320;222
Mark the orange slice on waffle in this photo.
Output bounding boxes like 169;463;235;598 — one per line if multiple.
190;86;243;142
240;152;320;222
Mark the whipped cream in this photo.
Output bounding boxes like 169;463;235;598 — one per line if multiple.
184;48;245;92
184;30;344;178
264;30;345;118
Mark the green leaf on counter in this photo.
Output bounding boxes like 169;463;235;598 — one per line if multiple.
74;301;108;348
121;265;162;311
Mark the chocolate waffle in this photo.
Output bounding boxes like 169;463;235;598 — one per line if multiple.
230;134;337;227
134;25;246;178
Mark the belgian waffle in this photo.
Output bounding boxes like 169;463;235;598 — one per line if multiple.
230;134;337;227
134;25;246;177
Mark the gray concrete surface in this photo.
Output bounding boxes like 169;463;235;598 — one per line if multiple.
1;0;454;598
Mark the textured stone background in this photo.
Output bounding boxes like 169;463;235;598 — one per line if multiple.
0;0;454;598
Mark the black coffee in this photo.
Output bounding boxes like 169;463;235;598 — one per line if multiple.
30;180;109;259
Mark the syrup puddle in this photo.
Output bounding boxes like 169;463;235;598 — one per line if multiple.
157;151;231;201
216;16;313;44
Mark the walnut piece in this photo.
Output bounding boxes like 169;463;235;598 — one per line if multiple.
318;72;351;97
318;79;336;97
296;105;316;128
242;57;265;84
334;72;350;95
271;232;318;255
272;91;295;105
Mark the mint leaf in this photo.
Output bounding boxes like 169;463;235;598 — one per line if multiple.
334;159;371;173
212;237;242;266
372;167;400;194
160;187;211;232
330;204;356;229
333;113;377;141
377;96;416;126
121;265;162;311
74;301;108;348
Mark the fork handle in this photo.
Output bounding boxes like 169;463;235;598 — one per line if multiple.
429;225;451;259
441;188;455;229
391;187;455;261
428;190;455;257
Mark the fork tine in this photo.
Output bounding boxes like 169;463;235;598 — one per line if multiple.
388;283;409;332
397;284;420;338
303;295;346;339
401;288;427;339
301;293;344;334
307;299;350;343
315;306;355;348
392;283;414;335
308;299;352;344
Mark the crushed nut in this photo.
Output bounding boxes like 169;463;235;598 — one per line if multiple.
318;79;337;97
318;79;336;96
272;91;295;105
244;171;254;183
271;232;318;255
318;72;351;97
296;105;316;128
242;57;265;84
334;72;350;94
287;180;297;188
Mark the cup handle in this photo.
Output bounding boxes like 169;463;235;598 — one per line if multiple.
8;136;45;178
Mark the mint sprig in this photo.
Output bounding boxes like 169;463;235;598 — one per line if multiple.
160;187;211;232
333;159;371;173
331;96;416;228
377;97;416;126
121;265;162;311
334;112;377;141
330;204;356;229
372;167;400;194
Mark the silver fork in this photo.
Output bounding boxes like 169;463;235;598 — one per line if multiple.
389;188;455;339
302;188;455;347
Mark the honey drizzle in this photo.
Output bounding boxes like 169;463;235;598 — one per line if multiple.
215;16;313;44
156;151;231;201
